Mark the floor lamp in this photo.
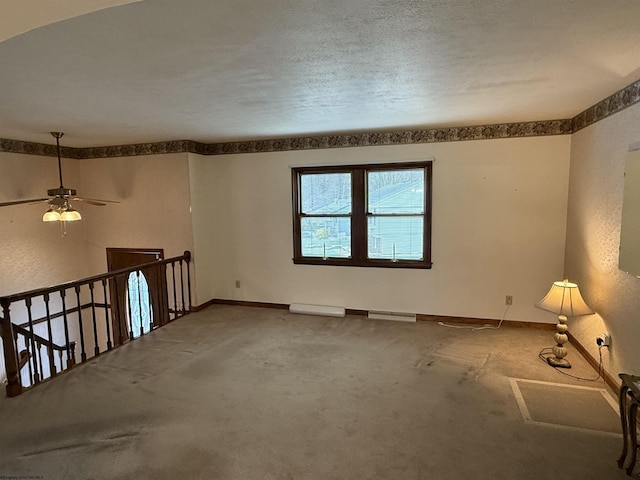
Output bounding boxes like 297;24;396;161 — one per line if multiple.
535;279;594;368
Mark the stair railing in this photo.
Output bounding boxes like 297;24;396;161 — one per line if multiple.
0;251;191;397
13;324;76;382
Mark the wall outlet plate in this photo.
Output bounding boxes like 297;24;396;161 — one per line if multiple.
596;333;611;347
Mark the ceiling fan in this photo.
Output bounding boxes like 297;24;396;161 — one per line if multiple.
0;132;118;223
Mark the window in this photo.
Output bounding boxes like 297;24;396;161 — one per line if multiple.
126;271;153;338
292;161;432;268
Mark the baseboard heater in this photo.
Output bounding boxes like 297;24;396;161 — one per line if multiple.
289;303;346;317
368;310;417;322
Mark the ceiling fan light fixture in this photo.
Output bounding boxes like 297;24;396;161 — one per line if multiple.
42;207;62;222
60;207;81;222
2;132;116;232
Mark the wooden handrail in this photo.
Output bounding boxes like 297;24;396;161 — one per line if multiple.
17;302;91;328
13;324;74;353
18;350;30;370
0;251;191;304
14;324;77;375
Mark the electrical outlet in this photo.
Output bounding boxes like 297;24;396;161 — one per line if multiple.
235;280;241;289
596;333;611;347
505;295;513;306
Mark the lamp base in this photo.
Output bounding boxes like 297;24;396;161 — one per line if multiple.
547;357;571;369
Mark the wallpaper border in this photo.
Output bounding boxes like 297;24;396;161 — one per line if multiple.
572;78;640;132
1;78;639;159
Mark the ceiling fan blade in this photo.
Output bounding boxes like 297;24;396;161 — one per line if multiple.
72;197;120;206
0;198;50;207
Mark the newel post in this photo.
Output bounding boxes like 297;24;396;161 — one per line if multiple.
0;297;23;397
184;251;192;312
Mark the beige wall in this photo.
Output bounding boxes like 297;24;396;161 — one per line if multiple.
1;1;143;42
190;135;571;322
565;101;640;378
188;152;225;306
78;153;194;276
0;152;194;296
0;152;90;296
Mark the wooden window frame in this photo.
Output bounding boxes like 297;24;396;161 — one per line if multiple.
292;161;432;269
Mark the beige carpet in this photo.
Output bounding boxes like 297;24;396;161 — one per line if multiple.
0;305;628;479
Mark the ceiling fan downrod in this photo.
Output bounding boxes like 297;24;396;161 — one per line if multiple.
48;132;76;197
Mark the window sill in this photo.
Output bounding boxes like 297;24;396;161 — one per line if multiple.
292;257;433;269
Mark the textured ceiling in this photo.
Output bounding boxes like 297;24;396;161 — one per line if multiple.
2;0;640;147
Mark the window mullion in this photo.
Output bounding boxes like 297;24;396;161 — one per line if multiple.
351;168;366;263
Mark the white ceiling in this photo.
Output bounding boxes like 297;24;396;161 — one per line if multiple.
2;0;640;147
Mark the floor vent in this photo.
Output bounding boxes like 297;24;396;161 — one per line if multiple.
368;311;417;322
289;304;346;317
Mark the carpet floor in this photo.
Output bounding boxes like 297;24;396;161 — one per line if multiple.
0;305;628;480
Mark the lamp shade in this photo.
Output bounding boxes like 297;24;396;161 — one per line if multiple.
60;208;81;222
43;208;61;222
535;279;594;316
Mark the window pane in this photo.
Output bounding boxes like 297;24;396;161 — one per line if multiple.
368;216;423;260
368;169;424;214
301;217;351;258
301;173;352;214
